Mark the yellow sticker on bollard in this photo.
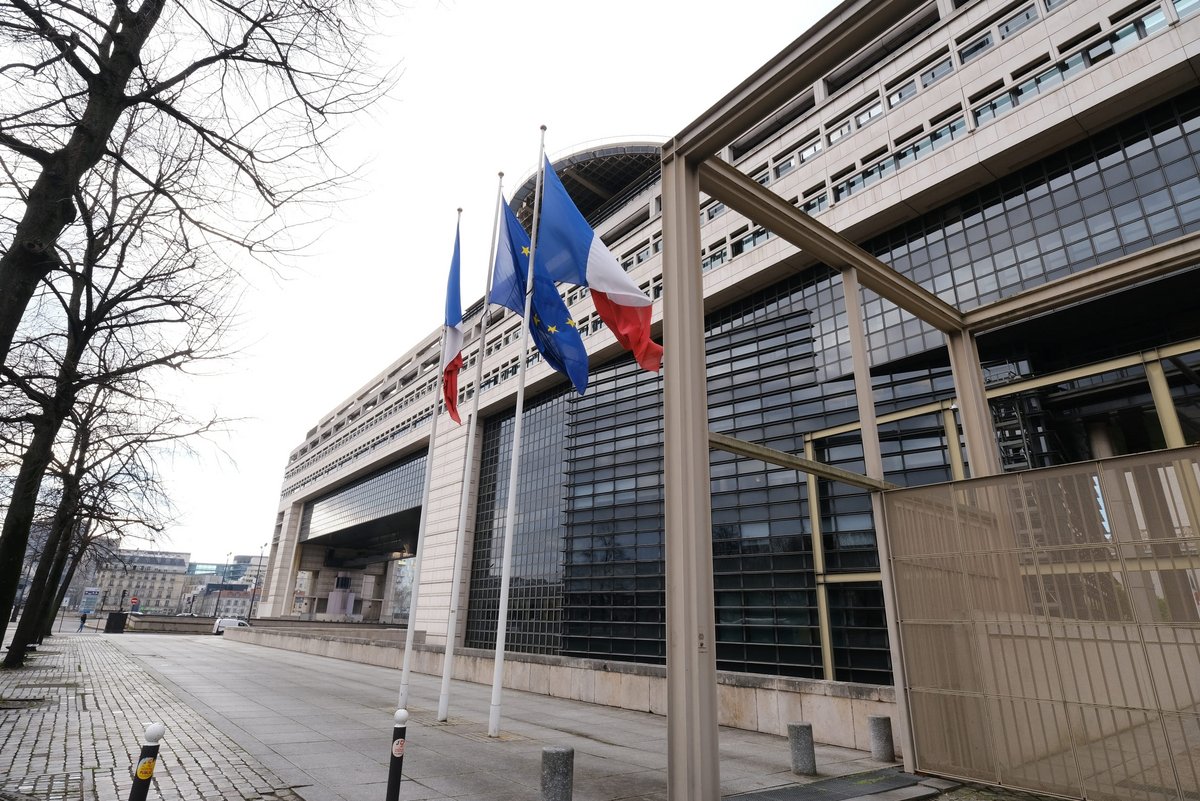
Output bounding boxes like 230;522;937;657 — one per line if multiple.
136;757;156;779
391;738;405;758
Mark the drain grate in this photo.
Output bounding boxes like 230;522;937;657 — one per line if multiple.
455;728;528;743
407;712;472;726
14;682;78;689
0;697;48;710
724;768;919;801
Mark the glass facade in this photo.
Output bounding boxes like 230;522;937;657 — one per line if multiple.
464;393;570;653
855;88;1200;368
298;450;426;541
466;272;900;681
291;86;1200;689
457;88;1200;687
563;358;666;663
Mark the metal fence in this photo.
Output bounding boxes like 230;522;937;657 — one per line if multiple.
882;447;1200;800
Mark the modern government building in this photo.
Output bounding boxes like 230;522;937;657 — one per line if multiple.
259;0;1200;796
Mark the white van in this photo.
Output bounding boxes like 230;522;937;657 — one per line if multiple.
213;618;250;635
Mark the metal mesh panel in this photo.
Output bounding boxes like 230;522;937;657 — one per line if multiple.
883;447;1200;800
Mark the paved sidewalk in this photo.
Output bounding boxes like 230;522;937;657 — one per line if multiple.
0;632;301;800
0;631;1057;801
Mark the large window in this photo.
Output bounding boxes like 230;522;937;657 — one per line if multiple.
863;88;1200;366
464;393;570;653
298;451;426;541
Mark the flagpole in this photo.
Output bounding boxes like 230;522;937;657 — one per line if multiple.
397;208;461;711
488;126;548;738
437;176;505;722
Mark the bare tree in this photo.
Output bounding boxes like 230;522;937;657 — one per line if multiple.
0;0;387;368
26;387;195;645
0;124;231;651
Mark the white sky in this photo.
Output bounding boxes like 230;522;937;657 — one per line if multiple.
160;0;841;563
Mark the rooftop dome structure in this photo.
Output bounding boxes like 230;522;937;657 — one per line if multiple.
510;142;662;230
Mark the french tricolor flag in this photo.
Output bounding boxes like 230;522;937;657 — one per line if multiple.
441;221;465;424
536;159;663;373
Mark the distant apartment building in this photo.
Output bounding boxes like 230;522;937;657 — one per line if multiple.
95;550;189;613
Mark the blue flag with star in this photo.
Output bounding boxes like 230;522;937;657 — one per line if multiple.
490;203;589;395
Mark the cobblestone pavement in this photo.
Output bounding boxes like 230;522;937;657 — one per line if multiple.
0;631;1063;801
0;632;304;800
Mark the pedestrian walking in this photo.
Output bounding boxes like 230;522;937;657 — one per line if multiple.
77;612;87;632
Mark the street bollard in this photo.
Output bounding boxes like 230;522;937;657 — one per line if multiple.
385;708;408;801
788;721;817;775
541;745;574;801
128;723;166;801
868;715;895;762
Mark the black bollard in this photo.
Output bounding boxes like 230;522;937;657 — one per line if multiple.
385;708;408;801
128;723;165;801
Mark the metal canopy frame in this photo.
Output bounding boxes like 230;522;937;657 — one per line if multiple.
657;6;1200;797
708;431;895;492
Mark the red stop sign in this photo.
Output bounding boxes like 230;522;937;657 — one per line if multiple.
130;596;139;605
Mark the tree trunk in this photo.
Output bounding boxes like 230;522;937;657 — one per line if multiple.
30;458;87;643
42;545;83;639
30;515;77;643
0;417;65;657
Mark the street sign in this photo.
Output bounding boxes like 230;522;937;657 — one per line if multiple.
81;587;100;614
130;596;140;611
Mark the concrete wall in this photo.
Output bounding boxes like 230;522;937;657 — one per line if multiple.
225;627;898;753
123;615;214;635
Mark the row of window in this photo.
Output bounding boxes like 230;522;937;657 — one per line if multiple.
299;450;426;540
972;5;1169;128
282;400;434;497
833;116;968;203
729;0;1069;214
957;2;1041;68
285;372;438;483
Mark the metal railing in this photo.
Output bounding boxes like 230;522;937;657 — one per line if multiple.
882;447;1200;800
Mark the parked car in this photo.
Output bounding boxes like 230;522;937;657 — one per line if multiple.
212;617;249;635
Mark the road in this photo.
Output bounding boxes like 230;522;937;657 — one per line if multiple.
111;634;883;801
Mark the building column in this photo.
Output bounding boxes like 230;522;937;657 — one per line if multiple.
947;330;1001;477
661;148;721;801
1145;355;1186;448
804;437;836;679
264;506;302;618
942;404;966;481
842;267;916;771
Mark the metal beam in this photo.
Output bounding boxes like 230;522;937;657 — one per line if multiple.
805;438;836;680
820;571;885;584
942;406;966;482
661;152;721;801
843;266;916;773
947;331;1002;477
1146;357;1187;448
709;431;896;491
963;232;1200;332
698;158;964;332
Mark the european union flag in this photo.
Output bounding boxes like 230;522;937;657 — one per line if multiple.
490;203;589;395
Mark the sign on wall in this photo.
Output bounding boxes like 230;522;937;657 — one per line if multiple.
81;587;101;614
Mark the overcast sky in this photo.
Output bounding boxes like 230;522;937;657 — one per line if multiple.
159;0;842;564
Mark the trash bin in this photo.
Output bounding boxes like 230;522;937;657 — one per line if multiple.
104;612;128;633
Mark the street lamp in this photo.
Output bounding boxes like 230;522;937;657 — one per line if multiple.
214;552;231;618
247;542;268;621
